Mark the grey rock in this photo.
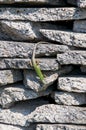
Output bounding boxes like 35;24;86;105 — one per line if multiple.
0;58;59;70
52;91;86;105
0;0;66;6
0;8;86;21
0;83;52;108
0;70;22;86
67;0;86;8
40;29;86;48
73;20;86;33
0;21;66;41
0;40;69;58
80;66;86;73
57;51;86;65
27;104;86;124
24;70;58;92
58;76;86;93
36;124;86;130
24;66;73;92
0;99;49;127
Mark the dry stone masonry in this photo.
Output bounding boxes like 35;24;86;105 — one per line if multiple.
0;0;86;130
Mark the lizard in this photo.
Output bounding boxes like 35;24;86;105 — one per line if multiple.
31;41;51;84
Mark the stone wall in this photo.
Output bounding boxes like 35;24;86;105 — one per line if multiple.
0;0;86;130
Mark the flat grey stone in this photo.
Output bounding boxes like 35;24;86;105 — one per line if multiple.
27;104;86;124
36;124;86;130
0;40;69;58
73;20;86;33
57;51;86;65
24;66;73;92
80;66;86;73
67;0;86;8
40;29;86;48
0;0;66;6
0;83;52;108
52;91;86;105
0;8;86;21
0;99;49;127
0;58;59;70
0;21;66;41
0;70;22;86
58;76;86;93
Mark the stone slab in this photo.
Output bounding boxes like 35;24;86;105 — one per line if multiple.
57;51;86;65
0;21;66;41
0;83;52;108
0;41;69;58
27;104;86;124
0;0;66;6
73;20;86;33
52;91;86;105
0;58;59;70
0;70;22;86
58;76;86;93
40;29;86;48
24;66;73;92
67;0;86;8
0;8;86;21
0;99;49;127
36;124;86;130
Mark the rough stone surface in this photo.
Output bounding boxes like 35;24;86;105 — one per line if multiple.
0;124;33;130
0;21;66;41
73;20;86;33
58;77;86;93
0;58;59;70
24;66;73;92
0;83;52;108
52;91;86;106
0;40;69;58
0;0;66;5
0;99;49;127
0;70;23;86
40;29;86;48
57;51;86;65
67;0;86;8
27;104;86;124
0;8;86;21
36;124;86;130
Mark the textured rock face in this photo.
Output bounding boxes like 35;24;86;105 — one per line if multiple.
0;70;23;86
52;91;86;105
0;58;59;70
0;83;52;108
58;77;86;93
0;8;86;21
36;124;86;130
57;51;86;65
40;30;86;48
0;0;66;5
27;104;86;124
0;41;69;58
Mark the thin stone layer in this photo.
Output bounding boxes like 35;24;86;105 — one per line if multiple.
40;29;86;48
57;51;86;65
0;8;86;21
67;0;86;8
27;104;86;124
58;76;86;93
0;70;23;86
52;91;86;105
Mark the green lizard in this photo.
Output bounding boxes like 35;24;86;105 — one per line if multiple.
31;41;49;84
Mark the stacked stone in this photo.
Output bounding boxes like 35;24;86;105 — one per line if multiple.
0;0;86;130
